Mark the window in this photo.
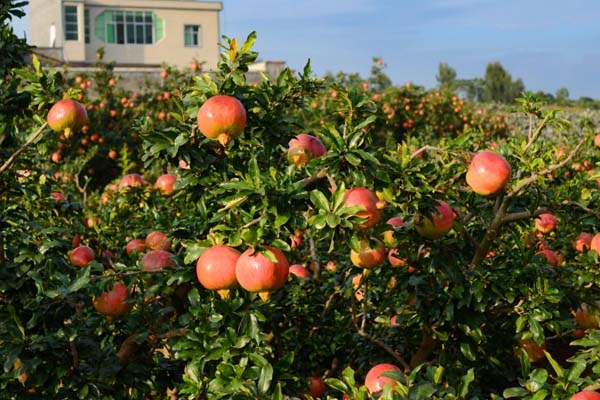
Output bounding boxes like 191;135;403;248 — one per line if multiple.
64;6;78;41
94;10;163;45
84;8;90;43
184;25;201;47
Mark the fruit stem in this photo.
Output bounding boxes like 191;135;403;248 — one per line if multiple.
0;122;49;175
63;127;73;139
258;291;271;302
217;133;231;147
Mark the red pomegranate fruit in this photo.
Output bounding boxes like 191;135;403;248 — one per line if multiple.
197;95;247;146
126;239;146;256
196;245;241;299
145;231;171;250
364;363;402;394
141;250;176;272
118;173;146;190
155;174;177;196
70;245;95;267
47;99;88;138
466;150;511;196
287;134;326;167
344;187;384;229
414;201;455;239
235;246;289;301
93;281;131;317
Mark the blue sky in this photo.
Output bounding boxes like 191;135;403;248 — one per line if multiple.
10;0;600;98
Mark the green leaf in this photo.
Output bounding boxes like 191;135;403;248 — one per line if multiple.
544;351;563;378
503;387;529;398
257;362;273;394
526;368;548;392
433;366;444;385
528;317;544;343
310;190;330;211
459;368;475;397
567;361;586;381
219;195;248;212
64;265;91;295
345;152;361;166
240;31;257;54
7;305;25;340
354;115;377;132
460;343;476;361
325;377;350;393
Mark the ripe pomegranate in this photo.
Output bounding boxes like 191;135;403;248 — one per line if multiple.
289;264;312;279
364;363;402;394
235;246;289;301
145;231;170;250
573;232;593;252
576;303;599;330
197;95;247;146
591;234;600;255
344;187;384;229
350;238;386;269
70;245;95;267
572;391;600;400
383;216;406;247
196;245;240;299
307;376;325;398
466;150;511;196
51;151;62;163
51;192;65;202
287;134;326;167
414;201;455;239
536;249;562;266
155;174;177;196
388;248;409;269
126;239;146;256
118;173;146;190
518;338;546;362
47;99;88;138
141;250;175;272
535;213;557;234
93;282;131;317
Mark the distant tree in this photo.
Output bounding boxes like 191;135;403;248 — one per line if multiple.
533;90;555;104
482;62;525;103
368;57;392;92
555;87;570;104
436;62;457;91
456;78;485;102
511;78;525;101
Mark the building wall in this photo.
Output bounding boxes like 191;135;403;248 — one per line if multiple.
29;0;222;70
30;0;64;48
63;1;86;62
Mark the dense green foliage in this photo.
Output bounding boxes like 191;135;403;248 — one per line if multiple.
3;23;600;400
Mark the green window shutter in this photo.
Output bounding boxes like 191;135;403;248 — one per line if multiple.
154;14;164;42
94;11;105;42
